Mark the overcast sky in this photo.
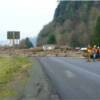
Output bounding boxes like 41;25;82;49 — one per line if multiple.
0;0;58;43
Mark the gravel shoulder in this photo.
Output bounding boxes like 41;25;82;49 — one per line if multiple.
21;57;60;100
14;57;60;100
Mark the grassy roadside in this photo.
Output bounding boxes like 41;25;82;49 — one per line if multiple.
0;56;60;100
0;56;32;100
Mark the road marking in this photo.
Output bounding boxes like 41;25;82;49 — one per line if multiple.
65;70;75;78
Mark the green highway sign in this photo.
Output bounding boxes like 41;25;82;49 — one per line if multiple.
7;31;20;39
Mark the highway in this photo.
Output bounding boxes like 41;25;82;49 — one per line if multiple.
38;57;100;100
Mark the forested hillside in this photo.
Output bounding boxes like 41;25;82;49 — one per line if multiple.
37;1;100;47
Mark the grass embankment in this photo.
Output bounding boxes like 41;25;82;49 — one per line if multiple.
0;56;32;99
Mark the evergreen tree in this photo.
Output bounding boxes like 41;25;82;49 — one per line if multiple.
19;38;33;49
93;16;100;45
25;38;33;48
47;34;56;44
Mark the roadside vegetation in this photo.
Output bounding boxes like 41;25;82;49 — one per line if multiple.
0;56;32;100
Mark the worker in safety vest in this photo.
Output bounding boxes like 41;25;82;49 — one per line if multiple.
92;45;97;62
87;45;92;62
97;47;100;58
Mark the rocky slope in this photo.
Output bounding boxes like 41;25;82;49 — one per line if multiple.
37;1;100;47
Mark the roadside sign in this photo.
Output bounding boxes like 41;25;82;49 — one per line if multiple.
7;31;20;39
7;31;20;56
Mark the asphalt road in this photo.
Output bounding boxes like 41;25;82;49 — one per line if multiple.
38;57;100;100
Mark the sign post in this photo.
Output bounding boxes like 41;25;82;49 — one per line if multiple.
7;31;20;56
